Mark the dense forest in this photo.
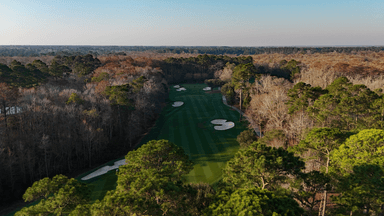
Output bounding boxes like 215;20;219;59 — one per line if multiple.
2;51;384;215
1;45;384;57
0;54;169;209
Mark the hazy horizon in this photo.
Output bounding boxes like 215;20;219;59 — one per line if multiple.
1;0;383;46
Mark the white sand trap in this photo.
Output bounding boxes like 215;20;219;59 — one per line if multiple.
203;87;211;91
211;119;235;131
176;87;186;91
174;85;180;88
81;159;126;180
172;101;184;107
211;119;227;124
215;122;235;130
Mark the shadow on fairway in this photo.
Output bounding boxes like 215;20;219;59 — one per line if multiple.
192;154;238;166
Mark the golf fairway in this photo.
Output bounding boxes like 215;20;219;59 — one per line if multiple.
139;83;248;184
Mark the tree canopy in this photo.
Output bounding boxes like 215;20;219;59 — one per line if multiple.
331;129;384;175
205;187;303;216
222;142;305;190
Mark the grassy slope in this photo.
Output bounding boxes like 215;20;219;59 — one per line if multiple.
8;83;247;215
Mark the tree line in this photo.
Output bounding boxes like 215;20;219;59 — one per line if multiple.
159;54;253;83
2;45;384;57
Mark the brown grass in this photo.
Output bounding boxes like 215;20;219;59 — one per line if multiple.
252;51;384;89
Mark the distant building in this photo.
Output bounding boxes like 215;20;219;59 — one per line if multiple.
0;107;22;115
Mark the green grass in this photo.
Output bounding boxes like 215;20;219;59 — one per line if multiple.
76;158;123;202
7;84;247;215
157;84;247;184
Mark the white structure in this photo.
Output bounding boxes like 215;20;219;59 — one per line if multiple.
203;87;211;91
81;159;126;180
172;101;184;107
211;119;235;130
0;107;22;115
174;85;180;88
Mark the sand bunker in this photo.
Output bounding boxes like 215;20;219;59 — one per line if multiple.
211;119;227;124
203;87;211;91
211;119;235;130
176;87;186;91
172;101;184;107
174;85;180;88
81;159;126;180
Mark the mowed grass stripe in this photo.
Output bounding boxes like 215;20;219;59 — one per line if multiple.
190;91;213;118
208;95;224;120
189;95;222;155
192;90;239;156
165;117;177;151
177;104;206;182
190;103;220;155
204;95;221;120
194;91;228;183
186;97;213;155
172;111;191;157
185;106;214;181
179;99;204;158
188;93;235;183
189;96;209;120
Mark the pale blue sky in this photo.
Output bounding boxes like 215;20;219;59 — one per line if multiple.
1;0;383;46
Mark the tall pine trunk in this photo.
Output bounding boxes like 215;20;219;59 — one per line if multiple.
239;89;242;121
320;152;330;216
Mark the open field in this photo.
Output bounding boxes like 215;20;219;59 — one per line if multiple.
7;83;247;215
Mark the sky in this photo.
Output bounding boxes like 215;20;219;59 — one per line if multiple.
1;0;383;46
